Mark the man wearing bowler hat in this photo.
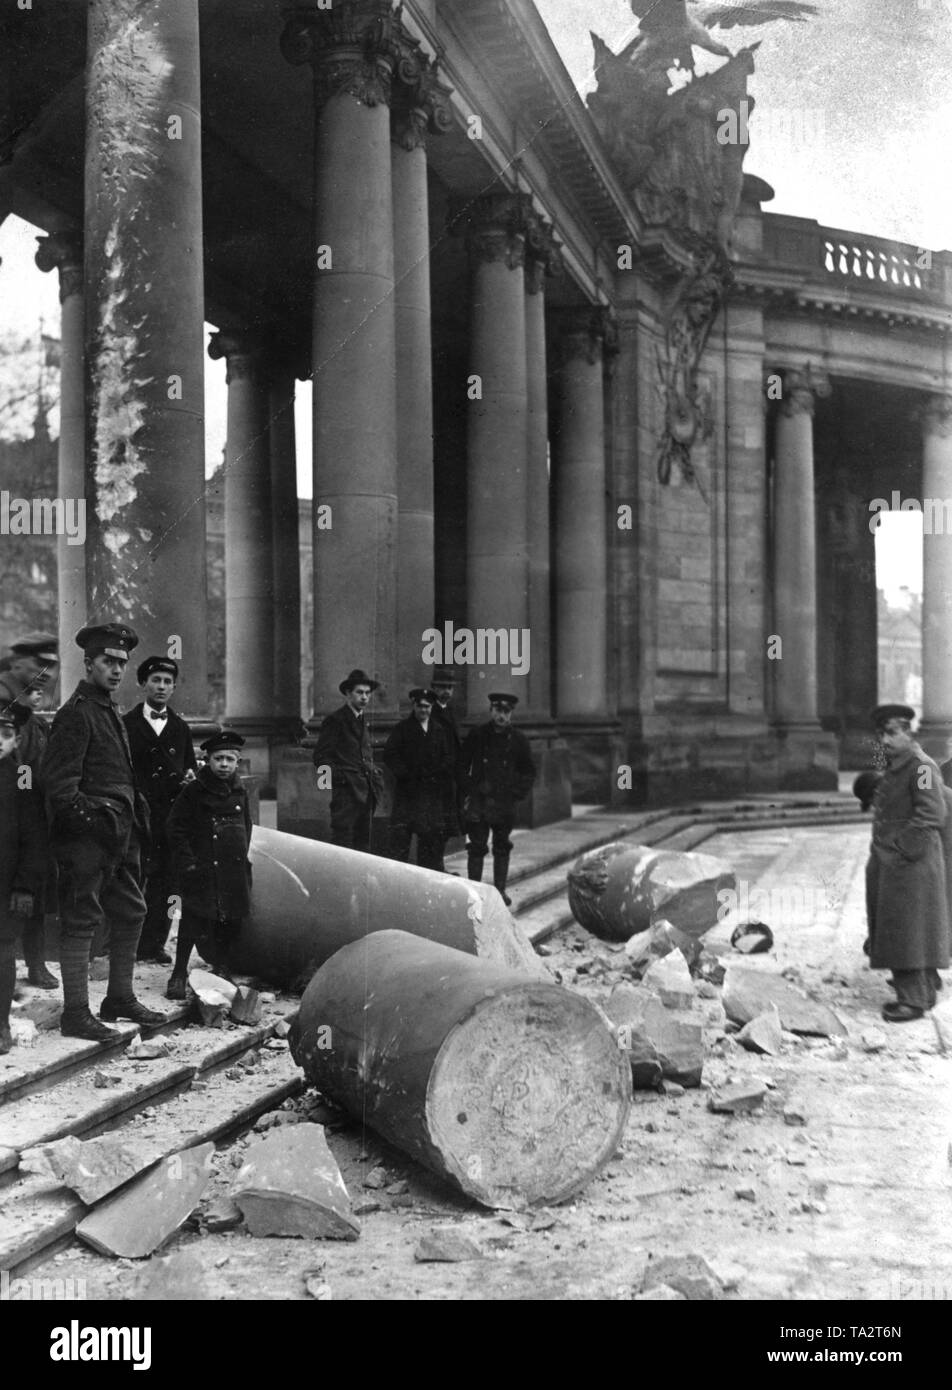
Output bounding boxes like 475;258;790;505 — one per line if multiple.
41;623;165;1040
313;668;384;852
383;688;455;871
459;692;536;905
0;631;60;987
124;656;198;964
865;703;950;1022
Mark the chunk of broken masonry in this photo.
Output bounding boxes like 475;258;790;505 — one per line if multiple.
413;1227;484;1262
76;1143;214;1259
567;842;737;943
642;951;696;1010
133;1248;213;1301
188;970;237;1029
707;1082;766;1114
19;1134;159;1205
605;982;704;1089
642;1253;724;1301
292;931;631;1208
202;1194;243;1233
737;1004;783;1057
722;963;846;1037
230;986;262;1026
233;825;546;991
635;1284;687;1301
231;1124;359;1241
11;995;62;1030
730;921;774;955
127;1037;171;1060
624;920;700;976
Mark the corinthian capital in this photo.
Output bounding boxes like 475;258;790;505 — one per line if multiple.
449;191;535;271
35;231;83;301
281;0;401;107
554;306;618;366
919;393;952;440
391;55;454;151
777;364;832;418
208;328;264;384
524;213;563;295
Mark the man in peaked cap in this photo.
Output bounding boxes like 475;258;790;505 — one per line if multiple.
383;688;456;871
124;656;197;964
0;631;59;988
313;668;385;852
458;692;536;905
41;623;166;1041
864;703;950;1022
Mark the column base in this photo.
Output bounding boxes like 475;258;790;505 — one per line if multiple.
916;722;952;768
225;716;305;799
556;716;625;804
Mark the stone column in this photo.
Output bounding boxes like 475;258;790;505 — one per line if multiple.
771;367;830;727
390;60;452;693
455;191;533;713
552;308;612;718
207;330;274;731
84;0;207;712
920;394;952;751
268;354;302;725
282;0;411;717
35;231;85;696
523;218;560;720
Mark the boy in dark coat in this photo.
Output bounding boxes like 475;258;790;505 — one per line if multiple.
383;688;455;871
459;693;536;905
0;702;50;1053
123;656;197;964
865;704;950;1021
165;730;252;998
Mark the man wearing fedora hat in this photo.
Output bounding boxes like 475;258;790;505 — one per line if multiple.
41;623;165;1041
124;656;198;964
383;688;455;871
313;669;384;852
865;703;950;1022
459;692;536;905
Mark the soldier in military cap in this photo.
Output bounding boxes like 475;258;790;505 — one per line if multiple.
865;703;950;1021
383;688;456;871
0;702;48;1054
123;656;197;964
41;623;166;1041
165;729;252;996
459;693;536;905
313;668;385;852
0;631;59;987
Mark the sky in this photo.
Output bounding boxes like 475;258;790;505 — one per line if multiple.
2;0;946;600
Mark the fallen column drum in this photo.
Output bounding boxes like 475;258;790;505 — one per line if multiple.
233;826;544;990
290;931;632;1210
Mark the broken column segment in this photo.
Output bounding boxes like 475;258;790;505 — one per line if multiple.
567;842;736;943
291;931;631;1209
233;826;545;991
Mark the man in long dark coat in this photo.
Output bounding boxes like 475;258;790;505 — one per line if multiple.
431;667;463;862
383;688;455;871
459;693;536;905
41;623;165;1040
866;703;950;1021
0;701;48;1053
313;668;384;852
123;656;197;963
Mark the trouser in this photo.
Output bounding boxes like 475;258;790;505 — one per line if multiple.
137;848;174;956
892;968;941;1011
172;911;241;980
329;790;375;854
21;909;47;972
466;819;514;895
389;821;445;873
53;827;146;1014
0;915;18;1029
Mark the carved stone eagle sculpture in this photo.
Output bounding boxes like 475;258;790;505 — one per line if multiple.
625;1;820;71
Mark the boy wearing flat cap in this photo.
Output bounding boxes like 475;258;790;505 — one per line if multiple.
313;668;384;852
459;693;536;905
383;688;456;871
41;623;164;1041
0;703;48;1054
165;730;252;996
124;657;197;964
865;704;950;1022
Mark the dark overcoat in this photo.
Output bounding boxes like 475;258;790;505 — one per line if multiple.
459;723;536;824
166;767;252;921
866;742;950;971
313;705;383;807
382;715;455;833
0;755;47;935
0;671;48;775
123;704;197;851
432;701;463;833
41;680;150;849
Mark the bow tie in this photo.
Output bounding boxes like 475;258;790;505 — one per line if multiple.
147;709;168;722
